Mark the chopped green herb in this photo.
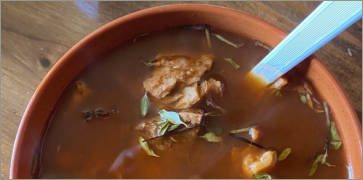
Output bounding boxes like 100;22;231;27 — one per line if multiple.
308;150;334;176
323;101;331;128
321;150;327;164
224;58;240;70
159;109;187;126
300;95;307;104
157;120;181;136
168;124;180;132
158;122;170;136
154;121;166;125
330;121;342;150
253;173;272;179
229;127;254;134
140;93;150;117
138;137;159;157
308;155;320;176
201;132;222;143
213;33;243;48
278;148;292;161
320;150;335;167
205;28;212;49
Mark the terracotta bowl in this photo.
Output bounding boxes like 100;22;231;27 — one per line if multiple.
10;4;362;178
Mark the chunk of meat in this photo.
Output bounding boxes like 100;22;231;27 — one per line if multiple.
174;83;201;109
135;116;162;139
135;109;203;139
199;78;223;97
143;73;177;99
156;78;223;110
230;147;277;178
178;109;203;127
135;114;201;151
159;83;201;109
143;55;213;99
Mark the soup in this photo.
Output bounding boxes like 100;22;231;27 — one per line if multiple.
34;26;346;178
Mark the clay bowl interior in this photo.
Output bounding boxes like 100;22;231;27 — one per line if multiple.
10;4;362;178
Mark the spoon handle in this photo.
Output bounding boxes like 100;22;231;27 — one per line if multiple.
250;1;362;84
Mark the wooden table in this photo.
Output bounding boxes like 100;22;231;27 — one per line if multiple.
1;2;361;178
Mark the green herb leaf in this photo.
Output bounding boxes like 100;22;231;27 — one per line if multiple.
138;137;159;157
308;150;334;176
140;93;150;117
168;124;180;132
213;33;243;48
158;122;170;136
278;148;292;161
308;155;321;176
253;173;272;179
300;95;307;104
205;28;212;49
323;101;331;128
229;126;254;134
329;121;342;150
201;132;222;143
154;121;166;125
321;150;335;167
321;150;328;164
224;58;240;70
159;109;187;126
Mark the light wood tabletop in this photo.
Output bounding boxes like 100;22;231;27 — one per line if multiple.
1;1;361;178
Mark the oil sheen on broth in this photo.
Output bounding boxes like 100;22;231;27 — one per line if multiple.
36;27;347;178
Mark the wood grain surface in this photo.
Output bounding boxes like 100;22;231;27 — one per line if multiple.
1;1;361;178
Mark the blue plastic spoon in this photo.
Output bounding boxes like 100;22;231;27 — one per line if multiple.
249;1;362;85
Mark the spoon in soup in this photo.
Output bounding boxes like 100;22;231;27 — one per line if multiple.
248;1;362;86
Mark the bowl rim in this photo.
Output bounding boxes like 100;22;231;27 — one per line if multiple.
9;3;362;178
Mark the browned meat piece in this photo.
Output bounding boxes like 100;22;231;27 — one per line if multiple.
179;109;203;127
156;78;223;110
135;116;162;139
150;128;200;151
143;73;177;99
135;109;203;139
135;114;201;151
199;78;223;97
136;110;203;131
159;83;201;110
143;55;213;99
